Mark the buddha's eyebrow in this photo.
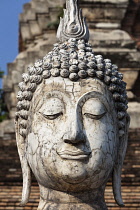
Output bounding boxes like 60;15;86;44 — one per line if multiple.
76;91;110;111
33;91;67;110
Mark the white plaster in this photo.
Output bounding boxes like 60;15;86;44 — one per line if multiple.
16;76;129;209
27;78;117;196
15;1;129;208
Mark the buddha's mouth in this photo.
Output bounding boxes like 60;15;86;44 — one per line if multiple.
57;150;91;160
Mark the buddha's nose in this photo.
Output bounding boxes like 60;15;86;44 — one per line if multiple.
62;116;86;144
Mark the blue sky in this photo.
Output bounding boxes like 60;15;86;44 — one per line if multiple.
0;0;30;88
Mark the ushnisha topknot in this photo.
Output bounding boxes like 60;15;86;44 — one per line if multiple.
16;38;128;138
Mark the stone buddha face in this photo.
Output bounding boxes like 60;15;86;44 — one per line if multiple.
26;77;117;192
15;39;129;208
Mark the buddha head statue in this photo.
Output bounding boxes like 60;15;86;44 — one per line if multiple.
15;0;130;209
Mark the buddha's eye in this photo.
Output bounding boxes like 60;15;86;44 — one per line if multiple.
38;97;64;120
82;98;107;120
84;112;106;120
39;112;63;120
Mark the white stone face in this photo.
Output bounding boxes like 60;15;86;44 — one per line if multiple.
26;77;118;192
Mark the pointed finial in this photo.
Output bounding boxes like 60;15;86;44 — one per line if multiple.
57;0;89;42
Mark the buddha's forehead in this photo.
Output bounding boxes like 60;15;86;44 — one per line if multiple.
32;77;114;107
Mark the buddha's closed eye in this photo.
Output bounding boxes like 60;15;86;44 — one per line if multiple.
84;112;106;120
82;98;107;120
38;97;64;120
39;112;63;120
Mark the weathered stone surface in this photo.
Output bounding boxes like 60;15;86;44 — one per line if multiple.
85;0;128;3
15;2;130;208
122;0;140;49
127;91;135;99
121;70;139;90
0;119;15;138
20;23;32;40
3;75;13;91
16;75;129;209
0;1;139;208
95;23;121;29
11;71;22;85
29;20;42;36
128;102;140;129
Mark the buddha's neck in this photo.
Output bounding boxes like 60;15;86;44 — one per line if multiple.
38;185;107;210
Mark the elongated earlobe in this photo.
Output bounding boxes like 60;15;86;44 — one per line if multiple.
112;114;130;206
113;165;124;206
20;160;31;206
15;119;31;206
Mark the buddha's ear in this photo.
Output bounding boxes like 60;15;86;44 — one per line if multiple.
15;118;31;206
112;114;130;206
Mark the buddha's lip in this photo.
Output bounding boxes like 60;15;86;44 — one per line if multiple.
57;150;91;160
58;154;89;160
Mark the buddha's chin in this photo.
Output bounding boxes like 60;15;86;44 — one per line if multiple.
59;161;87;184
61;173;86;184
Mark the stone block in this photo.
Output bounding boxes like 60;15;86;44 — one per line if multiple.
14;85;20;96
42;33;57;45
10;92;17;108
9;108;16;119
16;51;27;60
19;13;25;22
31;0;65;10
95;22;121;29
37;14;50;30
23;3;31;11
89;30;135;49
107;30;132;40
15;58;27;74
82;0;128;3
20;23;32;40
3;75;13;91
31;1;49;13
120;70;139;90
29;20;42;37
11;71;22;85
93;47;140;69
82;7;126;24
128;102;140;129
21;10;36;22
26;50;40;64
0;119;15;137
90;29;134;42
7;63;17;75
4;92;13;112
127;91;135;100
